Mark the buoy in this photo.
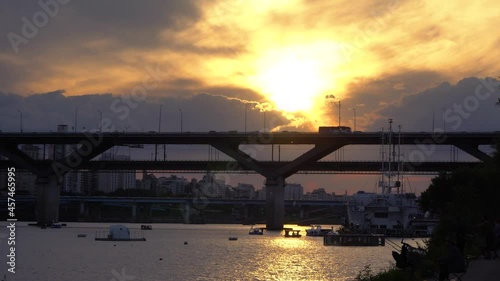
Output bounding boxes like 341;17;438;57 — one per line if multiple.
184;241;188;245
159;258;163;261
113;244;116;246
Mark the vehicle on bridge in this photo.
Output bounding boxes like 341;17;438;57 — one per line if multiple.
318;126;352;134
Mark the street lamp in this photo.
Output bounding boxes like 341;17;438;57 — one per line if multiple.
263;110;267;132
441;107;446;133
244;103;248;133
158;104;163;133
179;109;183;132
97;110;102;131
74;106;78;133
155;105;163;161
325;95;341;126
17;110;23;133
350;107;356;132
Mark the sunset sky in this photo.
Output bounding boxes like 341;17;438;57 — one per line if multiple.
1;0;500;194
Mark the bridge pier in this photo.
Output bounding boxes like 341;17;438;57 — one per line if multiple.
265;177;285;230
36;175;60;225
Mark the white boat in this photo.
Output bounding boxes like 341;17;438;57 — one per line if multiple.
346;120;438;237
249;226;264;235
305;225;331;236
95;225;146;241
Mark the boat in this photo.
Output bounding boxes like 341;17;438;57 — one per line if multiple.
95;225;146;241
77;234;87;238
305;225;331;236
346;120;437;237
50;223;62;229
249;226;264;235
284;229;302;238
141;225;152;230
228;237;238;241
323;233;385;246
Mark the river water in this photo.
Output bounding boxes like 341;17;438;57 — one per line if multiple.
0;223;423;281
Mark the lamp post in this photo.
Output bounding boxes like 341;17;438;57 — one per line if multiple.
441;107;446;133
97;110;102;131
179;109;183;132
17;110;23;133
155;105;163;161
263;110;267;132
325;95;341;126
159;105;163;133
244;103;248;133
351;107;356;132
74;106;78;133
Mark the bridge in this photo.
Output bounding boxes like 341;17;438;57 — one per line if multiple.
0;131;498;229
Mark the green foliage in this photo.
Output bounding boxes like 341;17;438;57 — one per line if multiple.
422;142;500;260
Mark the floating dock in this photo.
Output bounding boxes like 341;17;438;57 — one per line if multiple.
323;234;385;246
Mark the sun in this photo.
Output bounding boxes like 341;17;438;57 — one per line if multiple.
250;43;343;113
255;58;327;112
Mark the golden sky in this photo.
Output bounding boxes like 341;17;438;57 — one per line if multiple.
2;0;500;130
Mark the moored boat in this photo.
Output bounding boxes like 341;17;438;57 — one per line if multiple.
305;225;331;236
141;225;152;230
284;229;302;238
249;225;264;235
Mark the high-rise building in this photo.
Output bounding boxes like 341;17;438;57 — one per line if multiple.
97;152;136;193
284;183;304;200
200;173;227;198
235;183;256;199
157;175;188;196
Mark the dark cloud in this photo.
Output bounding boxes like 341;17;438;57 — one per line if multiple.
368;77;500;132
0;88;286;133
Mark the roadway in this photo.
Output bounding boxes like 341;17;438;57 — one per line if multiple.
0;131;498;145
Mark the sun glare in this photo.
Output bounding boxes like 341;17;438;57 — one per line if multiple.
250;43;344;113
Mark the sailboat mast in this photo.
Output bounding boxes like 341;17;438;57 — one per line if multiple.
397;125;402;194
388;119;393;193
380;127;385;193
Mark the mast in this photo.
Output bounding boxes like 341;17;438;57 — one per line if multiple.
388;119;393;193
397;125;402;194
380;127;385;194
